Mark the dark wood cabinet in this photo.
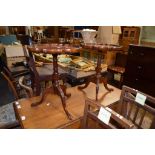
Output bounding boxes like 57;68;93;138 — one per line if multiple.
123;44;155;97
119;26;140;52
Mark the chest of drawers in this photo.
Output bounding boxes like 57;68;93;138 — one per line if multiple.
123;44;155;97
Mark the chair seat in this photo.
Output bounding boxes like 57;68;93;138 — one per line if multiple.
108;65;125;74
0;102;20;129
36;64;67;77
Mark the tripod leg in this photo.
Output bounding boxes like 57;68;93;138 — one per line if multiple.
56;82;72;120
101;77;113;92
31;87;54;107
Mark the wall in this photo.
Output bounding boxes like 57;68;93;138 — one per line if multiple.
141;26;155;42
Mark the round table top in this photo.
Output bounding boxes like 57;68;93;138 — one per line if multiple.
81;43;122;52
27;43;82;54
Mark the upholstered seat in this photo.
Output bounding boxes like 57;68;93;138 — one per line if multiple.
107;52;127;88
0;102;20;129
28;56;67;95
36;64;66;77
108;65;125;74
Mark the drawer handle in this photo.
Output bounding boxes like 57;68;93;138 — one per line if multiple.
130;50;133;55
137;66;142;69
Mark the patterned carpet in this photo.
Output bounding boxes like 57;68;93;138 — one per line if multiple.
0;102;19;128
0;74;16;106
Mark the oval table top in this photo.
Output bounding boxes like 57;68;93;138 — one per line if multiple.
27;43;82;54
81;43;122;52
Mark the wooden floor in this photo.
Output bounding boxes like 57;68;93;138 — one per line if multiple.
14;83;121;129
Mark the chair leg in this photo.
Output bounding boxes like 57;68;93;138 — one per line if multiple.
35;81;41;96
119;74;123;89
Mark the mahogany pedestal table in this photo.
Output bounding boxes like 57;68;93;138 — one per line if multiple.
27;44;81;119
78;44;122;100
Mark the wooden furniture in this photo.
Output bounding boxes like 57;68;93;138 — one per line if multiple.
0;57;19;99
13;82;121;128
27;44;81;119
123;44;155;98
108;85;155;129
27;56;54;96
119;26;140;52
0;70;19;100
14;86;84;129
78;44;122;100
26;48;67;96
82;98;134;129
107;52;127;88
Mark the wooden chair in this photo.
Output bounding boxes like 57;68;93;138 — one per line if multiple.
0;102;20;129
25;47;67;96
0;70;21;129
0;58;19;99
108;85;155;129
0;56;30;99
82;98;134;129
107;52;127;88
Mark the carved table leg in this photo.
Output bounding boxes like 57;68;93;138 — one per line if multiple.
78;49;113;101
78;75;96;90
96;75;100;101
61;84;71;99
31;53;72;120
31;87;54;107
55;81;72;120
101;76;113;92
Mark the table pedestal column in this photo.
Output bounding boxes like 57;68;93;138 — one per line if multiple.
31;54;72;120
78;50;113;100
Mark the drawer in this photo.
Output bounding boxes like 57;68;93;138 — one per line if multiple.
123;76;155;97
128;45;155;63
125;62;155;81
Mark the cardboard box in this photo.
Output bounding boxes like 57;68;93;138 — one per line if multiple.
4;45;26;67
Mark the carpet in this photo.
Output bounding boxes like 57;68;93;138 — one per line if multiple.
0;102;18;128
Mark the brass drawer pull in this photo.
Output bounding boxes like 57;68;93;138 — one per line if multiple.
137;66;142;69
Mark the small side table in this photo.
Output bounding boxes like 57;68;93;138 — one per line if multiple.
27;44;81;119
78;44;122;100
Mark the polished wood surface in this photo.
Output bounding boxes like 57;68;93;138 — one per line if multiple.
27;44;81;119
123;44;155;98
108;85;155;129
14;83;121;129
79;44;122;100
27;43;82;54
81;43;122;52
82;98;134;129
